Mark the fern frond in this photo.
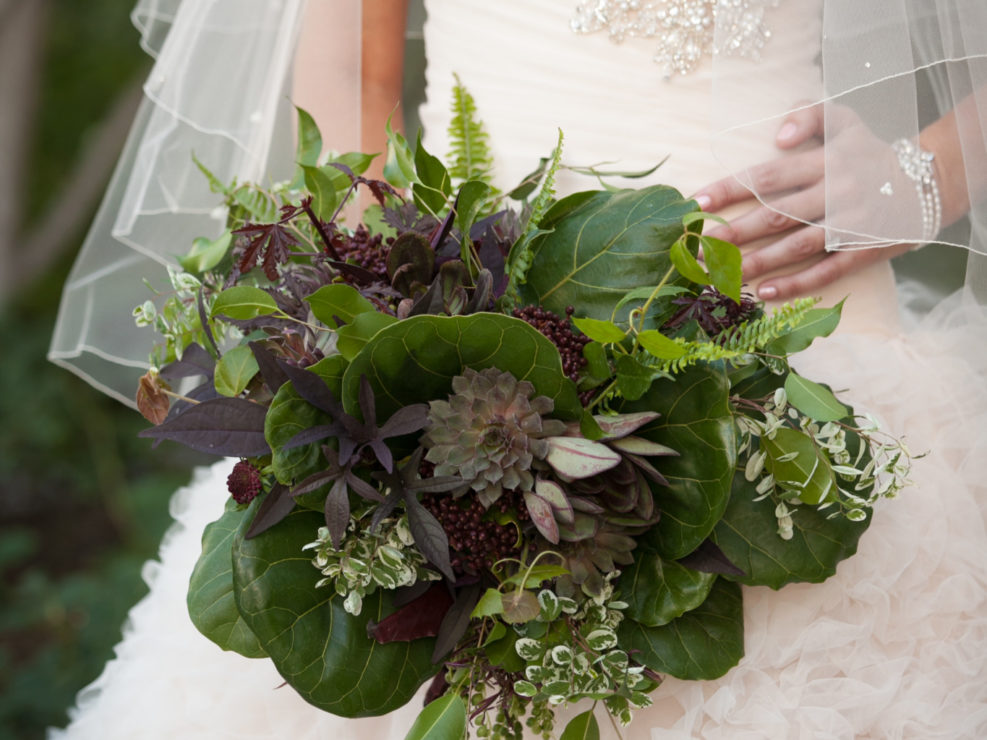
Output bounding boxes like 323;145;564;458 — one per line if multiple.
447;75;494;184
640;297;817;374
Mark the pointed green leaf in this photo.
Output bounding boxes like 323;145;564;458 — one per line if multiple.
214;344;260;397
295;105;322;168
384;117;417;188
187;501;265;658
765;301;844;355
761;427;836;504
699;236;742;304
572;317;627;344
615;354;661;401
620;555;717;627
454;180;492;240
784;372;849;423
582;341;610;382
306;284;377;329
404;694;467;740
617;578;743;680
211;286;279;320
413;130;452;214
560;710;600;740
179;229;232;274
637;330;687;360
302;164;338;221
340;313;581;422
233;507;438;717
669;237;710;286
471;588;504;618
517;187;697;320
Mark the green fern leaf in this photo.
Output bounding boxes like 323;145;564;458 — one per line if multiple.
447;75;494;184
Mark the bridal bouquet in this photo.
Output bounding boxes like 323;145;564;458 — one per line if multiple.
135;84;910;739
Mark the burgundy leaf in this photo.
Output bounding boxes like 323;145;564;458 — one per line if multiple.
679;539;747;577
431;584;481;663
406;496;454;581
277;361;343;416
367;583;454;644
159;343;214;382
326;260;380;285
245;483;295;539
430;192;458;252
424;672;449;706
344;470;385;502
248;342;289;393
290;469;339;497
233;221;296;280
368;439;393;473
283;424;340;451
324;477;350;548
138;397;269;457
337;436;358;466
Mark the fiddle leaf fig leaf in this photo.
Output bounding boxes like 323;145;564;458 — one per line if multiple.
619;554;717;627
211;286;279;320
214;345;259;397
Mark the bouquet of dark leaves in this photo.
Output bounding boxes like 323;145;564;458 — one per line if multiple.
134;84;912;739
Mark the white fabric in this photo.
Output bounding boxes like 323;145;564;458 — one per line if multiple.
48;0;306;407
51;0;987;738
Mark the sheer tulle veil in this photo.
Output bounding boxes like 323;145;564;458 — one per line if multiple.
48;0;987;407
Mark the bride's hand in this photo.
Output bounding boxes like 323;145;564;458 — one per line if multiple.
692;105;910;301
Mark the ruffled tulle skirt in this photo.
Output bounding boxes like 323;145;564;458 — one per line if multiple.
49;291;987;740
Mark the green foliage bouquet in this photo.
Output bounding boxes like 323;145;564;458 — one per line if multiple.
135;84;911;739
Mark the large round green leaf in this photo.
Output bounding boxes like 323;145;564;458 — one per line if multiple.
265;355;347;485
341;313;581;421
187;501;265;658
618;578;742;680
712;473;871;589
517;186;696;320
627;365;736;560
232;508;438;717
619;553;717;628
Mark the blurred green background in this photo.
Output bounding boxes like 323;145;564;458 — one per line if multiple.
0;2;961;738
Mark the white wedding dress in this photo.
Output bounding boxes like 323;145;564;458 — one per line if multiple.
51;2;987;738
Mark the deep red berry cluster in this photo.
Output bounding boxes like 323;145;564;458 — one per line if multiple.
422;492;526;576
333;224;392;281
227;460;263;504
512;305;590;384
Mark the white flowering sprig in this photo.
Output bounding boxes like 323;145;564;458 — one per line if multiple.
735;386;915;539
303;513;440;616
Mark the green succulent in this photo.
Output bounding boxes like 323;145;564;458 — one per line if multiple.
422;367;566;507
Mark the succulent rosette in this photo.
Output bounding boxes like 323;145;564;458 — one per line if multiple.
135;84;913;739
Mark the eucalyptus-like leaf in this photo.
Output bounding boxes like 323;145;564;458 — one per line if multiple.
302;164;338;221
305;284;377;329
210;286;279;320
404;693;467;740
699;235;742;304
784;372;849;423
214;345;259;397
233;508;438;716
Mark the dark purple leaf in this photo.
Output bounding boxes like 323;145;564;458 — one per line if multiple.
369;440;393;473
431;584;480;663
291;469;339;497
245;483;295;539
625;452;671;487
465;269;493;314
344;470;385;502
369;489;404;531
367;583;454;643
159;343;215;382
138;397;269;456
680;539;747;577
430;193;458;253
249;342;289;393
406;475;465;494
283;424;340;451
277;361;343;416
406;496;454;581
358;376;377;427
233;221;296;280
324;477;350;548
325;260;380;285
392;580;434;608
424;673;450;706
337;436;358;466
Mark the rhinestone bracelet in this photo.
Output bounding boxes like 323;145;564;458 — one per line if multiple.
891;138;941;245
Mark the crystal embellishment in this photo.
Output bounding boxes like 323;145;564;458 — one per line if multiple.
571;0;782;78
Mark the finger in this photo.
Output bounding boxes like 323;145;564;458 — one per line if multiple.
754;245;908;301
775;103;824;149
708;181;826;245
694;147;824;213
741;225;826;281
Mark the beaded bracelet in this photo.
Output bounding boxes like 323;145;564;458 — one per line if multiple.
891;138;941;244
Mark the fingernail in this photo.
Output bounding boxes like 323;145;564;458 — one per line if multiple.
694;194;712;211
759;285;778;300
777;122;798;143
